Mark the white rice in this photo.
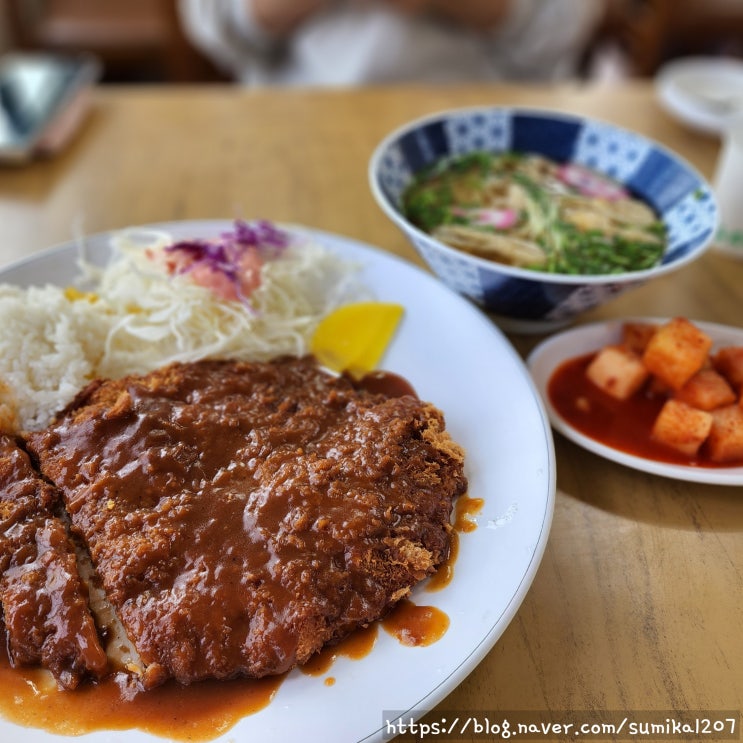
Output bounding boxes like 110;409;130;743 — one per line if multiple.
0;285;109;432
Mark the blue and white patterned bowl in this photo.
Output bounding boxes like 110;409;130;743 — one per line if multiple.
369;107;718;333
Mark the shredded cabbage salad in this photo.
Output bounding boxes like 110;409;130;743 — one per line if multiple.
82;220;372;378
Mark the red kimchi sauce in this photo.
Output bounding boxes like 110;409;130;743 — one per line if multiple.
548;353;730;468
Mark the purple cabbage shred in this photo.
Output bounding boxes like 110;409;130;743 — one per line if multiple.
162;219;290;303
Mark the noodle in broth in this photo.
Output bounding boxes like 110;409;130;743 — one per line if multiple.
401;151;666;275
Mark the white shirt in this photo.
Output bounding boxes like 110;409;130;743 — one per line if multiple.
179;0;603;87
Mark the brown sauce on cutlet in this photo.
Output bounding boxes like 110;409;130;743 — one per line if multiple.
0;362;470;740
0;436;108;689
426;530;460;592
26;358;466;687
300;622;379;677
354;369;418;398
424;495;483;593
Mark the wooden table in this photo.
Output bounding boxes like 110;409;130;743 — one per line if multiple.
0;81;741;739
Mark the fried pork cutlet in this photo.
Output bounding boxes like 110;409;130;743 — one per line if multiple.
0;435;108;689
27;356;466;688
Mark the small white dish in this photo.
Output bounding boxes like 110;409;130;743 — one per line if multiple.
656;56;743;135
528;318;743;486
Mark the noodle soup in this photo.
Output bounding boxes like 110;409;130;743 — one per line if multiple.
401;151;666;275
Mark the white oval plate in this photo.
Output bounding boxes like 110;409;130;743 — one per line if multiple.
528;317;743;486
656;56;743;135
0;221;555;743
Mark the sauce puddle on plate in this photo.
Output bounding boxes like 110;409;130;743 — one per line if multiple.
426;494;484;593
382;599;450;647
0;641;282;741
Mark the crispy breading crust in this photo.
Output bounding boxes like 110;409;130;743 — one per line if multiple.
28;356;466;687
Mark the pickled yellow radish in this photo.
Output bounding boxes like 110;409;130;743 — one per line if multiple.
311;302;404;377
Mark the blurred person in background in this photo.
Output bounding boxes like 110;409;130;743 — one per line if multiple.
178;0;606;86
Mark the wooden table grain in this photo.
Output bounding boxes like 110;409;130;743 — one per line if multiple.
0;81;740;739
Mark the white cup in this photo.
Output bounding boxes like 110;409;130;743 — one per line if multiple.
713;119;743;259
